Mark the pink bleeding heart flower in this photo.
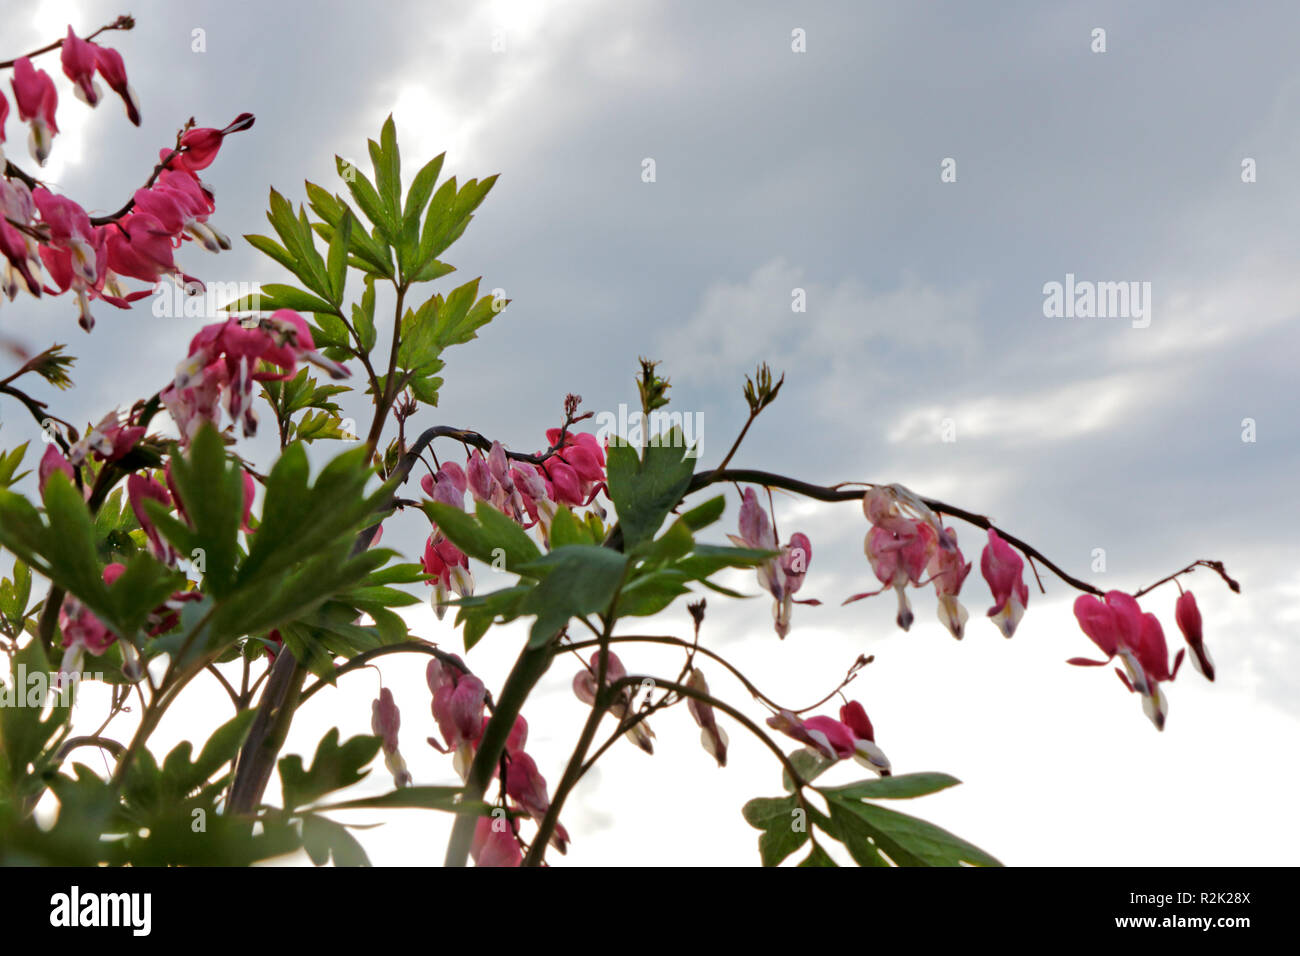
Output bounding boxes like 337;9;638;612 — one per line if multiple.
171;113;254;173
1070;591;1186;730
427;656;487;780
127;473;176;565
132;170;229;252
511;461;555;533
767;701;891;776
572;649;654;754
422;531;473;619
92;44;139;126
728;488;817;638
38;444;76;495
240;469;256;532
539;429;606;507
928;526;972;639
162;311;348;442
502;748;569;853
11;58;59;165
371;687;412;788
57;563;126;684
845;518;937;632
981;529;1029;639
60;27;101;106
686;668;728;767
67;410;144;466
1175;590;1213;681
472;814;522;867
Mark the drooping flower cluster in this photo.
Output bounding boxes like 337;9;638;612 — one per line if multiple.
418;429;609;616
57;561;200;684
537;428;606;508
846;486;1029;641
57;563;126;682
1070;588;1213;729
425;656;568;865
1;26;251;327
728;487;816;638
161;310;348;443
767;700;892;777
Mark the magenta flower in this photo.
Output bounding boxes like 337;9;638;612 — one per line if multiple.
472;815;522;867
371;687;413;788
38;444;76;496
67;410;144;466
767;700;891;776
728;488;817;638
91;44;139;126
980;529;1029;638
427;656;487;780
422;531;473;619
845;519;937;632
539;429;605;507
127;473;175;565
1175;590;1213;681
928;526;972;639
1071;591;1186;729
11;57;58;165
162;311;347;442
57;563;126;683
60;27;101;106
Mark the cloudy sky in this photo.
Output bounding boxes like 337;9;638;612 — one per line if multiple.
5;0;1299;865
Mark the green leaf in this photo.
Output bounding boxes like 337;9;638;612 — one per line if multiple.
549;506;595;548
337;156;393;242
148;424;243;598
615;568;692;617
825;794;1002;867
301;813;371;867
160;710;255;800
516;545;628;647
421;500;542;572
741;794;809;867
798;843;839;867
352;276;378;353
679;494;726;532
403;152;445;242
782;749;837;792
326;208;353;305
372;115;402;229
306;182;394;278
819;772;962;801
605;431;697;551
306;785;469;813
258;283;337;316
278;728;383;811
826;802;890;867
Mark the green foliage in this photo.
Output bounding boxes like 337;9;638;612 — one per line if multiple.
743;761;1002;867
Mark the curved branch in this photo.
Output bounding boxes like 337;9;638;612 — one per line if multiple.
565;634;868;717
299;640;496;710
56;735;126;761
690;467;1101;594
0;14;134;70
